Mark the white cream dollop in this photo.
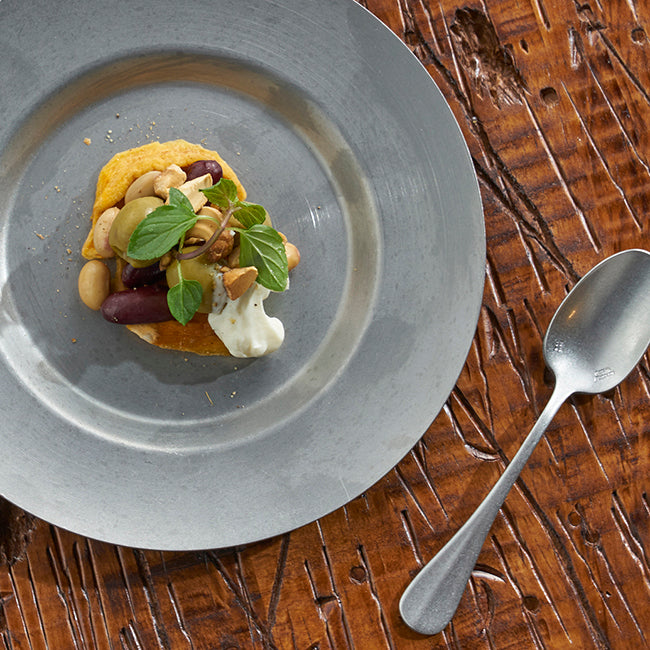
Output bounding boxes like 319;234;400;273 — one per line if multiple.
208;272;285;358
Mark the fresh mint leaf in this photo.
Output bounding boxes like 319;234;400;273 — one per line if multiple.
167;278;203;326
127;206;197;260
168;186;196;213
238;224;288;292
127;189;198;260
201;178;239;209
201;178;266;228
234;202;267;228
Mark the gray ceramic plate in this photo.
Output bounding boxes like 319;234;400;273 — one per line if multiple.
0;0;485;550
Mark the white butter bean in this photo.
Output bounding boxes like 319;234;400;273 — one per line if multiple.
78;260;111;310
285;242;300;271
93;207;119;257
124;170;161;203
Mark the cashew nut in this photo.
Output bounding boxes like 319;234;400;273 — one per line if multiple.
154;164;187;199
172;173;212;212
185;220;218;245
222;266;258;301
198;205;223;221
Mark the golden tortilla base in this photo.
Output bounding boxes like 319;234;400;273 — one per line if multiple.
82;139;245;259
126;314;230;356
84;139;245;356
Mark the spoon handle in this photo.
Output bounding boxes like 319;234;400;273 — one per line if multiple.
399;383;572;636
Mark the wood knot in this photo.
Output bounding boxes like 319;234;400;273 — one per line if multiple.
450;7;528;108
582;528;600;546
315;594;338;617
540;86;560;107
568;510;582;526
0;498;36;566
631;26;646;44
349;565;367;584
523;594;540;611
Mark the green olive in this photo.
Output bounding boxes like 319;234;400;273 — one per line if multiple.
166;249;215;313
108;196;164;267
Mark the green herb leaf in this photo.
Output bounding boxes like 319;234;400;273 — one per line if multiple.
201;178;267;228
168;186;196;213
127;207;197;259
200;178;239;209
127;188;198;260
238;224;288;292
234;202;267;228
167;279;203;326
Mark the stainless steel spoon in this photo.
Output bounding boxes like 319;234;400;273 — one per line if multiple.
400;248;650;636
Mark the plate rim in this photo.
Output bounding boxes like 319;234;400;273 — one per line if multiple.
0;0;485;550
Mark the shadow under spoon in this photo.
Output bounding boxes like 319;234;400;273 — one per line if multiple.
399;248;650;636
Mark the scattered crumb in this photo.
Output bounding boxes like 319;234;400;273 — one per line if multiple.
83;137;91;145
34;232;45;240
71;338;77;343
230;390;237;398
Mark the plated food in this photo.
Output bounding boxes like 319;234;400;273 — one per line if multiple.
78;139;300;357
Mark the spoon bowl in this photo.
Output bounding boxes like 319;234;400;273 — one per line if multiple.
544;250;650;394
399;249;650;636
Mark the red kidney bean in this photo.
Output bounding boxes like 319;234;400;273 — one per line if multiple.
121;261;166;288
101;286;172;324
184;159;223;184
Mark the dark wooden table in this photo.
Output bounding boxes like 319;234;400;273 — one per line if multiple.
2;0;649;647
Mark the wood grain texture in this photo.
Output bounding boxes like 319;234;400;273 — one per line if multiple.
1;0;649;647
